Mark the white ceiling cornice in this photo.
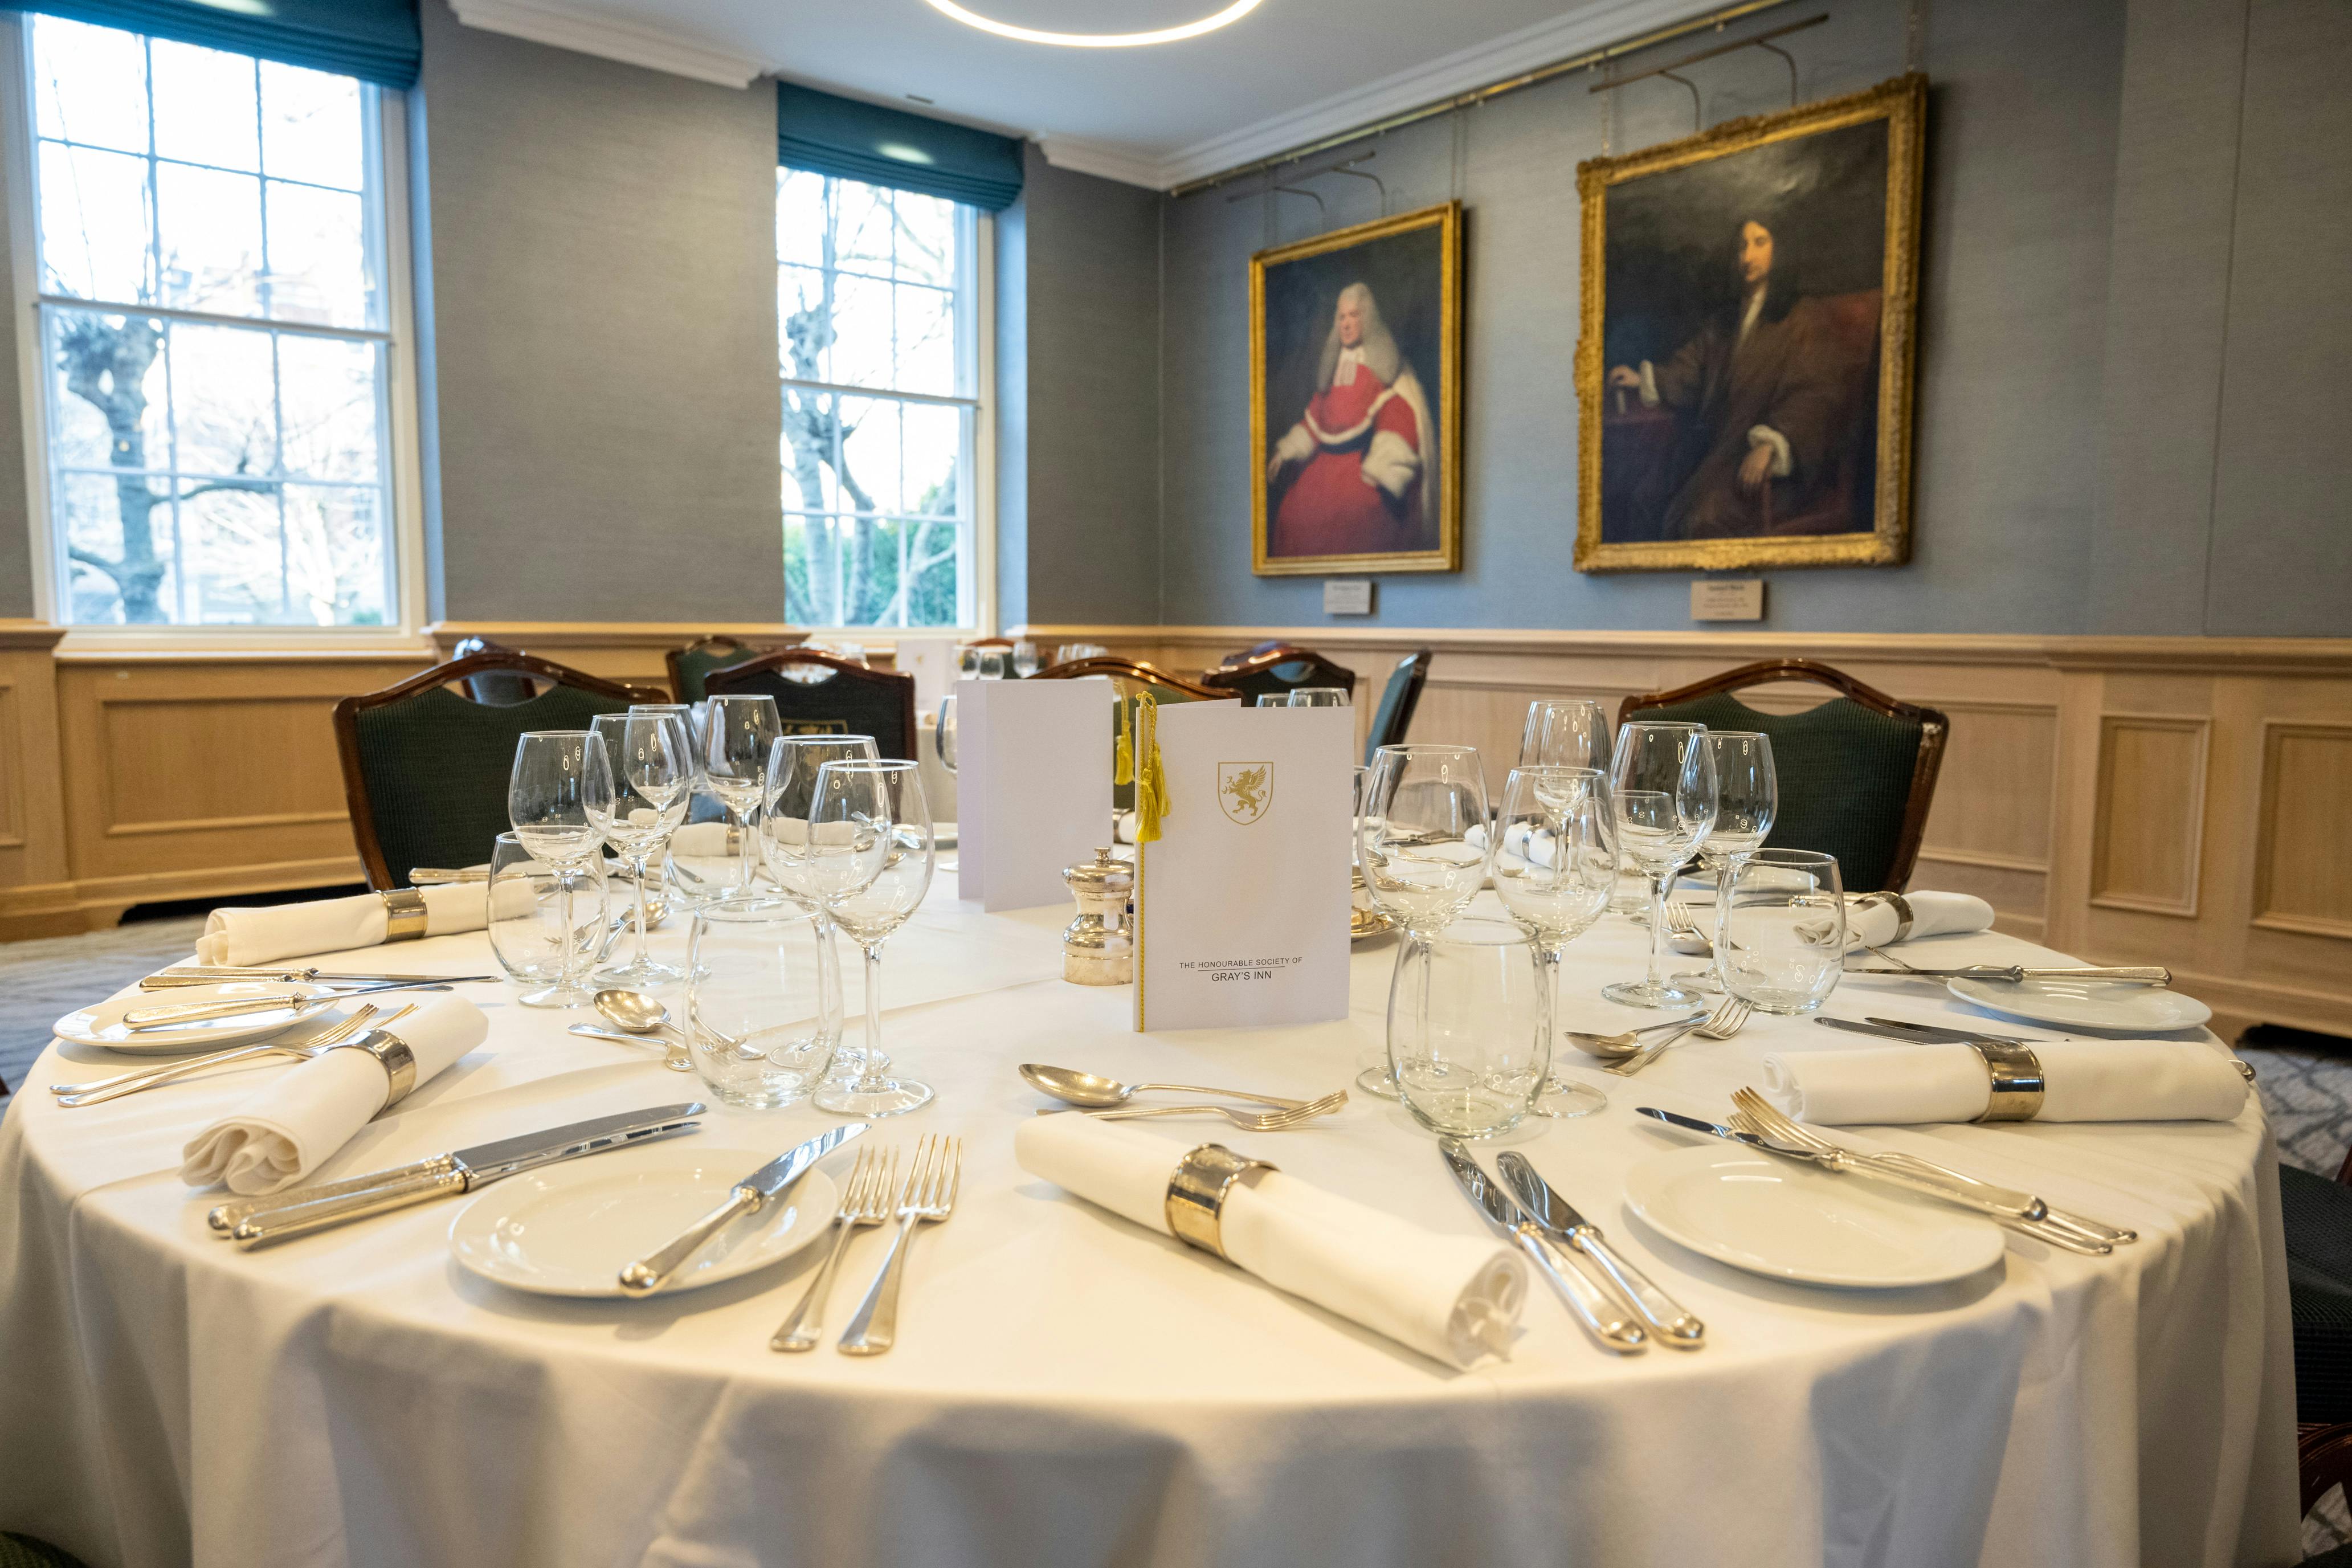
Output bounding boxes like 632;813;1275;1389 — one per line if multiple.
1036;136;1179;190
449;0;768;88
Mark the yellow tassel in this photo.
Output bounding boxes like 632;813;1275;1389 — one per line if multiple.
1114;696;1134;786
1133;692;1168;843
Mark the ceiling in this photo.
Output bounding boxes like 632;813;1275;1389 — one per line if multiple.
448;0;1722;189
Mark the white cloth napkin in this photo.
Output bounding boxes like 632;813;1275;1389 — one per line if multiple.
1015;1113;1524;1369
1849;890;1995;947
670;822;736;856
1760;1040;2248;1125
180;997;489;1194
195;885;490;967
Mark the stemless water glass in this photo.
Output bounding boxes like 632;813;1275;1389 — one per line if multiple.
1718;848;1845;1014
1492;766;1617;1118
1357;744;1492;1097
703;694;782;899
1604;722;1718;1008
586;711;692;986
1519;699;1613;771
485;833;609;985
682;900;843;1108
1386;918;1550;1138
1285;687;1350;707
1671;731;1778;995
807;760;938;1118
508;730;613;1008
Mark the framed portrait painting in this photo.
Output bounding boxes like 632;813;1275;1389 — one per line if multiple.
1574;74;1925;573
1252;202;1461;576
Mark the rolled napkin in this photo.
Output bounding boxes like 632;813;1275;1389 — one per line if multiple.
669;822;737;857
1760;1040;2248;1125
1015;1112;1524;1368
181;996;489;1194
1848;889;1995;948
196;884;491;967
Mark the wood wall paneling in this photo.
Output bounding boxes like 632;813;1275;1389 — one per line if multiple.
2089;713;2211;916
2255;720;2352;939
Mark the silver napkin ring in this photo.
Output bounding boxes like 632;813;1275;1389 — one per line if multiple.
1968;1040;2045;1122
1165;1142;1277;1261
382;888;428;941
333;1029;418;1106
1853;890;1914;942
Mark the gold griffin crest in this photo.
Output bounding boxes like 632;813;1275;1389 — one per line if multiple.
1218;762;1273;826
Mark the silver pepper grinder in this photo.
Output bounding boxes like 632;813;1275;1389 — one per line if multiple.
1061;847;1135;986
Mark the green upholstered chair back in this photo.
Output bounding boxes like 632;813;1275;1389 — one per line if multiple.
1200;646;1357;707
344;676;636;888
702;652;917;761
450;636;536;705
1365;650;1431;765
1623;685;1936;894
667;636;802;704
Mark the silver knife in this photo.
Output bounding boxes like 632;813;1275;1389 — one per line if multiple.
214;1102;706;1248
618;1123;868;1294
1437;1140;1645;1353
142;967;493;989
1493;1150;1703;1349
1826;1014;2254;1085
125;978;454;1029
1840;963;2172;984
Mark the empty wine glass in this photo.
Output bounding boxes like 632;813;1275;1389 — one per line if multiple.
1492;766;1616;1118
585;712;692;986
1056;642;1106;664
808;760;938;1117
1285;687;1350;707
1671;731;1778;996
508;730;612;1008
1386;918;1550;1139
1719;849;1845;1014
1604;722;1718;1008
1012;639;1041;678
1357;744;1492;1098
702;695;781;900
761;733;880;921
1519;698;1612;771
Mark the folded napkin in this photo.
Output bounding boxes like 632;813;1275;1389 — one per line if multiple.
195;885;491;967
1760;1040;2247;1125
670;822;737;857
1015;1112;1524;1368
1849;890;1995;948
181;995;488;1194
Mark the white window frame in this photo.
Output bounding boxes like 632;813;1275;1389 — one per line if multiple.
777;179;996;643
0;12;429;652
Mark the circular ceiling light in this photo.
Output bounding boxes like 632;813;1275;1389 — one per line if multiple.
919;0;1262;47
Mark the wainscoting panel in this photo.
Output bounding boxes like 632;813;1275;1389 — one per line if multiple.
2089;714;2211;917
2255;720;2352;940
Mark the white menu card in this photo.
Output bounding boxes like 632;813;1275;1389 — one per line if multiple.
956;677;1114;912
894;637;957;710
1134;703;1353;1031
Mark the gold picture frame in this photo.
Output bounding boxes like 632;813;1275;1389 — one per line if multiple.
1574;74;1926;573
1251;202;1463;576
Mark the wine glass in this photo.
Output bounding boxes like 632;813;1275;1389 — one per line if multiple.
1670;731;1777;995
761;733;881;914
1356;744;1491;1098
1492;766;1616;1118
1518;699;1612;771
702;695;781;900
586;712;692;986
807;760;938;1117
935;695;957;775
508;730;612;1008
1603;722;1718;1007
1012;639;1041;677
1285;687;1350;707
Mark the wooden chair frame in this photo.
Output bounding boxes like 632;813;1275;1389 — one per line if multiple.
333;651;656;891
1617;658;1949;893
664;633;808;703
1030;656;1236;701
701;648;920;761
1200;645;1359;704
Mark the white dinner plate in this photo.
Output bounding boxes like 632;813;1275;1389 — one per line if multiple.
449;1148;836;1298
1623;1142;2006;1289
1947;976;2212;1034
54;980;340;1055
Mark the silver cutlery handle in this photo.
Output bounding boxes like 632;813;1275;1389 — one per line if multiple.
60;1043;300;1106
619;1187;759;1293
124;993;325;1027
1604;1016;1709;1076
772;1220;861;1352
1830;1154;2045;1222
231;1167;468;1248
1514;1226;1645;1353
1569;1230;1704;1348
1132;1082;1305;1109
2017;965;2171;983
207;1155;454;1235
1868;1152;2135;1245
1085;1104;1240;1121
839;1215;921;1356
1998;1216;2112;1256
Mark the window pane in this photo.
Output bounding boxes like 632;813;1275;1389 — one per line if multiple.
831;182;894;276
32;17;149;155
61;468;175;624
168;321;278;476
157;162;263;316
287;484;390;625
182;483;285;623
893;283;956;397
778;263;832;381
891;195;958;288
777;169;830;271
150;39;258;173
37;142;152;302
781;385;850;513
260;62;364;191
277;335;381;483
264;180;371;327
48;309;169;469
902;401;962;516
824;272;892;389
835;396;902;513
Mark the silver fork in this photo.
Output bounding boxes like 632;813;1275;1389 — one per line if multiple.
839;1135;962;1357
52;1004;408;1107
1083;1090;1347;1130
1605;997;1751;1076
1667;899;1707;938
771;1146;897;1353
1729;1088;2052;1222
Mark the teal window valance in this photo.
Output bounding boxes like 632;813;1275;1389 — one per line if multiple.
777;81;1023;212
17;0;420;88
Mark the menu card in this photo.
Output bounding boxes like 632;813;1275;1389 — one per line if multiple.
956;677;1114;912
1134;703;1353;1031
894;637;957;709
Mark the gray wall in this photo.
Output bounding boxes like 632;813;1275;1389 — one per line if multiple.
1154;0;2352;636
414;0;783;623
0;50;31;622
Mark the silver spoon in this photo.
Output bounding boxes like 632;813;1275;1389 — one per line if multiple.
567;1022;694;1072
1565;1012;1707;1061
591;989;697;1071
1019;1062;1308;1110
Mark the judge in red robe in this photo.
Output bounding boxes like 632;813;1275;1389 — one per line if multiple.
1265;283;1438;558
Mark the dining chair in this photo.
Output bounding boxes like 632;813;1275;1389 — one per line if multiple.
449;634;536;706
1200;644;1358;707
1364;650;1432;764
1032;656;1240;811
701;648;918;761
1616;658;1948;894
2284;1141;2352;1527
1;1533;89;1567
665;632;808;704
333;651;656;891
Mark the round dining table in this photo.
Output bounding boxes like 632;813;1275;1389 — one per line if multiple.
0;875;2300;1568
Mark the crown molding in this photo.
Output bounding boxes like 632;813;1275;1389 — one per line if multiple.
448;0;767;89
1036;136;1177;191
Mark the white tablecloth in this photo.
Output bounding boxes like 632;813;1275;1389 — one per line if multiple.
0;880;2300;1568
